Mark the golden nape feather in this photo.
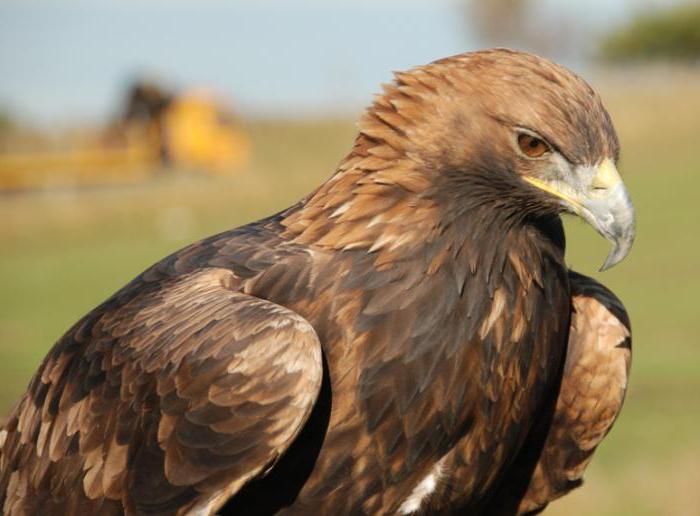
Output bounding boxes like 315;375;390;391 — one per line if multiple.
1;49;633;515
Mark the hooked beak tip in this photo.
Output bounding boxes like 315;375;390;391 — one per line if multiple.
599;229;635;271
595;188;636;271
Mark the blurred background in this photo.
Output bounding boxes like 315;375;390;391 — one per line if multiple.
1;0;698;514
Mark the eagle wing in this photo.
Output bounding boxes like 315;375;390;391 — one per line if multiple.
514;271;632;514
0;267;323;515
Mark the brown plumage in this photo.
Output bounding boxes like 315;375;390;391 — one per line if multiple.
0;49;634;515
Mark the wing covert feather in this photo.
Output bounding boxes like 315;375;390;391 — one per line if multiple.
0;268;323;515
515;271;632;514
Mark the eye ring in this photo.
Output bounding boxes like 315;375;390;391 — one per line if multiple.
517;132;551;159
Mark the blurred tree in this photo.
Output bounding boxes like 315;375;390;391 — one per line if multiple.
460;0;579;60
600;3;700;62
465;0;531;47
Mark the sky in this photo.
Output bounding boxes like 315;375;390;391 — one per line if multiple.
0;0;683;126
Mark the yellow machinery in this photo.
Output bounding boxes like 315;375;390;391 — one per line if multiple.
0;83;250;190
164;92;250;174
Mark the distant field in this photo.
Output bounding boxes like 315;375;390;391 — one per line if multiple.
1;67;699;515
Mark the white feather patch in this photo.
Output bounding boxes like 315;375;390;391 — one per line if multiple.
398;460;445;514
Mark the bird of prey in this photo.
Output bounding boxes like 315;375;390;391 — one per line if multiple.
0;49;634;515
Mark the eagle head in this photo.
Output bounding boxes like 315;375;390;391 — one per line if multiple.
457;50;635;271
290;49;635;271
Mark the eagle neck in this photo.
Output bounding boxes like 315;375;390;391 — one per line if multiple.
279;128;566;275
279;138;442;254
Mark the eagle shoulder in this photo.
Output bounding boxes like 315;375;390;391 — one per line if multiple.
0;267;323;516
515;270;632;514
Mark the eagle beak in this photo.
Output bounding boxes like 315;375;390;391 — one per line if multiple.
580;160;635;271
524;158;635;271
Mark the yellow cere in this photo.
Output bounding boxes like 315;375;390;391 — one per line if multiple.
591;158;622;190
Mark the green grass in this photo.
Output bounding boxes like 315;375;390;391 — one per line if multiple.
1;70;699;514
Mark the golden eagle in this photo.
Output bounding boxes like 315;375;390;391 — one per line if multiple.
0;50;634;515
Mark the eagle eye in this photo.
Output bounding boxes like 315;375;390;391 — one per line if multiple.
517;133;550;159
